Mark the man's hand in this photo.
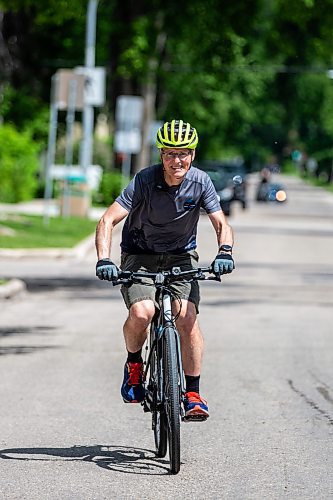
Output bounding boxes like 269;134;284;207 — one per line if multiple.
212;252;235;275
96;258;119;281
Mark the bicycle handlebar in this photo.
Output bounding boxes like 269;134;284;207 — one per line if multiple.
111;266;221;286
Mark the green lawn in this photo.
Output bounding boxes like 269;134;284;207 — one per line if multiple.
0;214;97;248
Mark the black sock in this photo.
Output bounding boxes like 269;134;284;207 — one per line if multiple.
185;375;200;394
127;349;143;363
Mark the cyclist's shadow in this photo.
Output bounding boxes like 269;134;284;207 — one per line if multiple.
0;444;170;475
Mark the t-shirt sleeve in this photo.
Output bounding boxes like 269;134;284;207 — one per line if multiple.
201;174;221;213
115;175;137;211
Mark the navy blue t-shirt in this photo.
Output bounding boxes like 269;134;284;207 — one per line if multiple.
116;163;220;254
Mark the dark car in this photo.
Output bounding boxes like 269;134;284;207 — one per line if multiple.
197;159;248;216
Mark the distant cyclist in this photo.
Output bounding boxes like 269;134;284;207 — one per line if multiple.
95;119;234;421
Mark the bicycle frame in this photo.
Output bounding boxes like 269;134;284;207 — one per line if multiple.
143;287;185;414
115;266;219;408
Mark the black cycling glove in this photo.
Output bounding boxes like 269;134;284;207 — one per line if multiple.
96;258;119;281
212;253;235;275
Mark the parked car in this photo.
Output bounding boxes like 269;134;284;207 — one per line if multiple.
197;159;248;216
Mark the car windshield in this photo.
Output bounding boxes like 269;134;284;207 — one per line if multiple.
205;170;228;191
220;165;246;178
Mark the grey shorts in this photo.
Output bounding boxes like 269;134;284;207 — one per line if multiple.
120;251;200;313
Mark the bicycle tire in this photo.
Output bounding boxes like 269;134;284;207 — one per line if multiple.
150;326;167;458
164;326;181;474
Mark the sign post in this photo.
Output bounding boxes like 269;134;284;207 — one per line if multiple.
114;95;144;187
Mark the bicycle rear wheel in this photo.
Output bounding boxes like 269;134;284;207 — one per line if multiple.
164;326;181;474
149;326;167;458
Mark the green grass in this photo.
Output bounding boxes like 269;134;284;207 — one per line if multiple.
0;214;97;249
306;176;333;193
282;161;333;193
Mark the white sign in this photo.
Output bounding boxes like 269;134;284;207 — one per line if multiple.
50;164;103;190
75;67;106;106
114;130;142;154
115;95;144;130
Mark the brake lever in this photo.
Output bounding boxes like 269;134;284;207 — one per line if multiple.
206;275;221;282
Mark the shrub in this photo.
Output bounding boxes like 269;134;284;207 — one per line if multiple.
95;170;124;206
0;124;40;203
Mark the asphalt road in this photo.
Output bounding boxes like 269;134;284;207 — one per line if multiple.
0;174;332;499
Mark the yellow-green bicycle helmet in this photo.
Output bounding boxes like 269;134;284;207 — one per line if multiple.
156;119;198;149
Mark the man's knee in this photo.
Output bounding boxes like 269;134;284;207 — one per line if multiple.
128;299;155;326
174;300;198;331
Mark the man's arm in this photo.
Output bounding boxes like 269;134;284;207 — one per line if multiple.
95;201;129;260
208;210;235;275
208;209;234;252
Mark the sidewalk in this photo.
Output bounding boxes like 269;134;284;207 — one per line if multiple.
0;198;106;221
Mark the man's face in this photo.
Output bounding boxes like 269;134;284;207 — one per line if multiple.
160;148;195;185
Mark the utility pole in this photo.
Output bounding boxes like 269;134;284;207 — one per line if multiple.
79;0;99;176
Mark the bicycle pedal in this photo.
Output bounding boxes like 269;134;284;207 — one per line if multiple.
182;414;209;422
143;403;151;413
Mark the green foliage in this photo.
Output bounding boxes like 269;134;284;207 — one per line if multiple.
95;171;123;206
2;0;333;175
0;0;86;24
0;124;40;203
1;85;49;144
93;138;113;171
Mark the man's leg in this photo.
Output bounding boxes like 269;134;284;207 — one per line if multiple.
173;299;203;376
123;299;155;352
173;299;209;420
121;299;155;404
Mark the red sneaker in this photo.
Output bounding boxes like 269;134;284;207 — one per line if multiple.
121;362;145;403
184;391;209;421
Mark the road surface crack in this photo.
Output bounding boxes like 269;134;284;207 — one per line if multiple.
287;379;333;426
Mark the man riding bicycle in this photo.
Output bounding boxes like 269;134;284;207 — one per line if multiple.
95;119;234;421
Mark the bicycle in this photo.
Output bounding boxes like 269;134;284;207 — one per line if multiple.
112;266;220;474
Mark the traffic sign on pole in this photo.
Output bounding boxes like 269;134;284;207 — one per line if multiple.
75;66;106;106
115;96;144;131
114;130;142;154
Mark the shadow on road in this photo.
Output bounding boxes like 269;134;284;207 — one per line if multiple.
22;277;112;292
0;345;59;356
0;326;56;338
0;444;170;475
0;326;60;356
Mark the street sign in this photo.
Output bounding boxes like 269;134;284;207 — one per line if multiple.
115;95;144;131
54;70;85;110
114;130;142;154
50;164;103;190
75;67;106;106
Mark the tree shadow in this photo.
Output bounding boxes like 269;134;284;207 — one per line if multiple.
0;345;59;356
0;326;56;338
0;444;170;475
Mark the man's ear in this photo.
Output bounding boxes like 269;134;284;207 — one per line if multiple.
191;150;196;161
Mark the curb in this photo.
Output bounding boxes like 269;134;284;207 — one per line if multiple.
0;279;27;299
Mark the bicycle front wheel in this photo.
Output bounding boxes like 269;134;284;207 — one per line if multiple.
152;335;168;458
164;326;181;474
